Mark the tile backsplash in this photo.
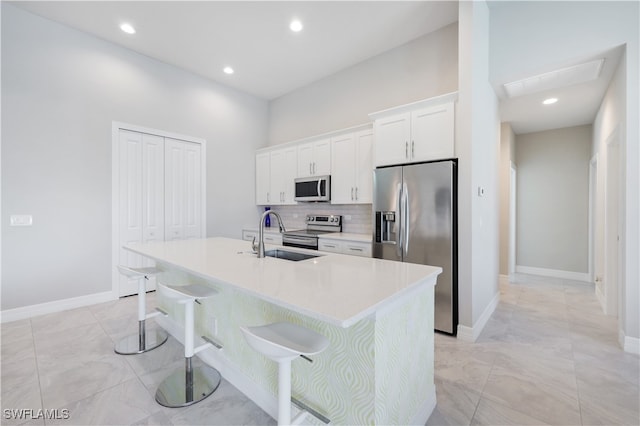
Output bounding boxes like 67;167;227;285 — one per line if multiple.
251;204;372;234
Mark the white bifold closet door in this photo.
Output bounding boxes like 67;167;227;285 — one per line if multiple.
118;130;202;297
164;138;202;241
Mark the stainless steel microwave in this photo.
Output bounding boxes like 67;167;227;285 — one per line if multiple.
294;175;331;202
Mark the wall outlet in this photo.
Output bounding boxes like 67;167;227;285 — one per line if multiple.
10;215;32;226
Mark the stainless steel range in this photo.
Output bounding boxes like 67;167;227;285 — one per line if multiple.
282;215;342;250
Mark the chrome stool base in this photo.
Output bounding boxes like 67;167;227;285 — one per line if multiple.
114;326;169;355
155;358;222;408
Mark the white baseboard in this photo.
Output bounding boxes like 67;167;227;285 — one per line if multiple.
619;329;640;355
1;291;115;323
516;265;591;283
457;291;500;342
410;385;436;425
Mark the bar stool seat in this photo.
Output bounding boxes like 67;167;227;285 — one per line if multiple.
241;322;330;425
115;265;168;355
155;282;223;408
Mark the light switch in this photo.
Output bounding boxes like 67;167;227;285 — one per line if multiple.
477;187;485;197
10;215;33;226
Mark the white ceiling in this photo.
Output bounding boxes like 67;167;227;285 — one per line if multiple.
8;1;621;135
10;1;458;100
492;46;623;135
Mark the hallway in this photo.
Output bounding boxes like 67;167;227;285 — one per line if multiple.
428;274;639;425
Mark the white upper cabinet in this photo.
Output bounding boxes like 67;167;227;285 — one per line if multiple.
270;146;297;205
331;128;373;204
298;138;331;177
373;112;411;167
371;93;457;167
411;102;455;162
255;151;271;205
354;129;373;203
255;146;297;206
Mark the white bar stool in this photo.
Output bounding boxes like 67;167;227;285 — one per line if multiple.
241;322;330;426
155;283;223;408
115;265;169;355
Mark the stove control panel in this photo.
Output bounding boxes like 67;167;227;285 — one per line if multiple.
306;215;342;226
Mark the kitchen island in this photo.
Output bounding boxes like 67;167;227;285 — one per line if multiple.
125;237;441;425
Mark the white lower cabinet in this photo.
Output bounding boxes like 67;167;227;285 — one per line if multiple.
242;229;283;245
319;238;372;257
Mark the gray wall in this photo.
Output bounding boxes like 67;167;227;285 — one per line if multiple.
268;23;458;145
456;0;500;334
499;123;516;276
515;125;592;274
1;5;268;310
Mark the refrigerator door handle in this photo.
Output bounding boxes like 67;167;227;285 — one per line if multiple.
403;182;409;255
396;182;403;258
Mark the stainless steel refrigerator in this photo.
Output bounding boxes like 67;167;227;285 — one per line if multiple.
373;160;457;334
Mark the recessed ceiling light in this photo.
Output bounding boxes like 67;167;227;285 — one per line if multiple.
290;19;303;32
543;98;558;105
120;23;136;34
223;66;234;75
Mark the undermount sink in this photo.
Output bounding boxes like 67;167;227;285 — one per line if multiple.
264;249;321;262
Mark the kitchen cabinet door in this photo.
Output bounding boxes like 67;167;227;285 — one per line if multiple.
374;112;410;167
255;152;271;205
330;133;356;204
411;102;454;162
313;138;331;175
270;146;297;205
331;129;373;204
354;129;373;203
298;138;331;177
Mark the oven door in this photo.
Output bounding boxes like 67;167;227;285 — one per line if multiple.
294;176;330;202
282;234;318;250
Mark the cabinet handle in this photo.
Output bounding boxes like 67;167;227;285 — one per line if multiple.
412;140;415;158
405;141;409;159
351;187;354;201
355;187;358;201
267;192;270;202
349;247;364;252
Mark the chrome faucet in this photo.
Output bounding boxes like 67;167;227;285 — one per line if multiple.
253;210;286;258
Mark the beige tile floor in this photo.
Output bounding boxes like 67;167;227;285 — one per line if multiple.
1;274;638;425
428;274;640;426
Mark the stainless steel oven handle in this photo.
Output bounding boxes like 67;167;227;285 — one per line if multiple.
283;236;316;244
317;179;321;197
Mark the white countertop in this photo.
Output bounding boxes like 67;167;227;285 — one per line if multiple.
319;232;372;243
125;237;440;328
